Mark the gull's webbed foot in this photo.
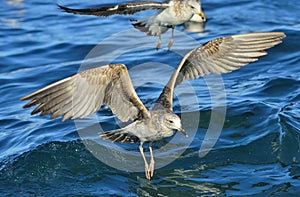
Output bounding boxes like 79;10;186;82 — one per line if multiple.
148;143;155;178
145;163;154;180
144;163;151;180
140;142;155;180
149;158;155;177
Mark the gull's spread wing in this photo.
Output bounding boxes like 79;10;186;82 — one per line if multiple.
21;64;150;122
58;2;169;17
154;32;286;110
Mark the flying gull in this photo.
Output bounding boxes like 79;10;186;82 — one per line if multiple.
58;0;206;50
20;32;285;180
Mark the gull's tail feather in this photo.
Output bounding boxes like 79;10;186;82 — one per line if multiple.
131;19;151;35
131;19;169;36
99;129;139;143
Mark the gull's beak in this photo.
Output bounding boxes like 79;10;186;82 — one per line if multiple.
198;11;206;22
178;127;188;137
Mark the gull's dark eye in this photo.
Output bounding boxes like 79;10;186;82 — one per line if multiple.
168;120;174;124
190;5;195;9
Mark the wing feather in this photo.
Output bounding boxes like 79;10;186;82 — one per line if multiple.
21;64;150;122
154;32;286;110
58;2;169;17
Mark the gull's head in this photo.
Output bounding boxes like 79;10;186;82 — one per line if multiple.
186;0;206;22
163;113;188;137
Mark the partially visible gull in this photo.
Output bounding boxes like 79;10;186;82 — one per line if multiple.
58;0;206;50
21;32;285;180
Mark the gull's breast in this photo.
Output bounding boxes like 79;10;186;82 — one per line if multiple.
154;6;193;26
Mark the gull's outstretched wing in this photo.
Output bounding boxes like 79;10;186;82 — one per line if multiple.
21;64;150;122
153;32;286;110
57;2;169;17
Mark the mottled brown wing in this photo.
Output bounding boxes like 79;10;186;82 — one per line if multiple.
21;64;150;122
154;32;286;110
58;2;169;17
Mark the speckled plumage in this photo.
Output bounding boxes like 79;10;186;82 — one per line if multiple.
21;32;285;180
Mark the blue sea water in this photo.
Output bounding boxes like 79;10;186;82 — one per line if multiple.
1;0;300;196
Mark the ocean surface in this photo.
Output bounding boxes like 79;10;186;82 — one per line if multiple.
1;0;300;196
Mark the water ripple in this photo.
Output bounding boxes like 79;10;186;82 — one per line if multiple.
1;0;300;195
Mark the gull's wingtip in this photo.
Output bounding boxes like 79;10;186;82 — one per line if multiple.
57;4;67;11
271;31;286;38
56;4;73;13
280;32;287;38
56;3;63;9
20;94;31;102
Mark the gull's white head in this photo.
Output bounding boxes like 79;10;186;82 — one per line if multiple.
163;113;188;137
186;0;206;22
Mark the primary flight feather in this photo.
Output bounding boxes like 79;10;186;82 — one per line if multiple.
21;32;285;180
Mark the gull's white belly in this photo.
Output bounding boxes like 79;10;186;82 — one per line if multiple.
155;8;193;26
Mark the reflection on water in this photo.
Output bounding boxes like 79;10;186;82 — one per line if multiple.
6;0;23;7
2;19;20;28
184;14;206;33
3;0;24;29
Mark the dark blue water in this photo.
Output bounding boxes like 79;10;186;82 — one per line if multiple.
1;0;300;196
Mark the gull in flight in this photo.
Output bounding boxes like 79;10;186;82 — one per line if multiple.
21;32;285;180
58;0;206;50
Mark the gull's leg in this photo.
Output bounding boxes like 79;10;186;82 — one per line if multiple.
156;26;162;50
139;142;150;180
168;26;175;50
156;35;162;50
149;142;155;178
